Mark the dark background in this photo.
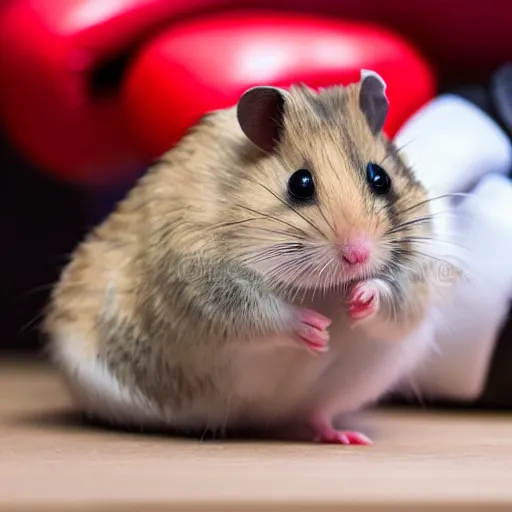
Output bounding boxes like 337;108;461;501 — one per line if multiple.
1;130;84;356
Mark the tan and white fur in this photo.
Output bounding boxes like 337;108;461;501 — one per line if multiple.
43;70;459;444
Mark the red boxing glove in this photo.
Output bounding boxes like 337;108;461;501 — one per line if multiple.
1;0;511;186
0;0;216;186
122;11;435;159
0;0;437;186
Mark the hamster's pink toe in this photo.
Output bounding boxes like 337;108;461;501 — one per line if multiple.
348;280;379;320
298;308;332;330
294;308;331;353
311;418;372;445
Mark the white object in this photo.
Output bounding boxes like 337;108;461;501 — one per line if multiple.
394;94;512;197
404;175;512;401
394;95;512;403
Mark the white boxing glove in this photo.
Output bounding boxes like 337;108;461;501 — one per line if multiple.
405;174;512;401
394;94;512;197
393;95;512;403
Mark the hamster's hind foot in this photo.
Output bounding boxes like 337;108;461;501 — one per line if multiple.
310;416;373;445
293;308;331;354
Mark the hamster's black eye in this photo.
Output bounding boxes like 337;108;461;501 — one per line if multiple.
366;162;391;195
287;168;315;202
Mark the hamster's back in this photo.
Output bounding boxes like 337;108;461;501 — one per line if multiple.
43;107;254;427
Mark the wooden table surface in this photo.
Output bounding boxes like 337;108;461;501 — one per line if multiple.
1;360;512;511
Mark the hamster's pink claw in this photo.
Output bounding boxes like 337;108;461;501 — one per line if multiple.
310;417;372;445
315;429;373;445
294;308;331;353
348;280;380;320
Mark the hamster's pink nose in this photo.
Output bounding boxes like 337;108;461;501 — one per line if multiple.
341;238;371;265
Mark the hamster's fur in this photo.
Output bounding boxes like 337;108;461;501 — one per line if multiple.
43;71;458;443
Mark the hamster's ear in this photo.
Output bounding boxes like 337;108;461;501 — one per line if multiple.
359;69;389;135
236;86;289;152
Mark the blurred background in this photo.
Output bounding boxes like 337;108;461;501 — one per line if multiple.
2;125;82;355
1;0;512;407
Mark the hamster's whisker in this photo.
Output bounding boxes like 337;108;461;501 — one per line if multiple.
375;184;420;217
241;247;306;267
316;202;336;236
385;212;455;236
385;253;428;278
243;244;309;268
215;217;317;242
247;178;327;240
214;216;269;229
250;244;336;296
309;252;335;301
19;309;47;335
234;236;306;251
390;293;399;323
233;226;309;242
317;254;335;281
267;261;308;299
383;252;423;277
385;218;432;236
380;139;415;167
384;259;414;279
233;202;311;238
241;253;298;269
392;247;459;269
385;228;465;247
392;192;475;218
385;236;467;250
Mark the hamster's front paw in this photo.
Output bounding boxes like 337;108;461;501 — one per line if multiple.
293;308;331;354
348;279;382;322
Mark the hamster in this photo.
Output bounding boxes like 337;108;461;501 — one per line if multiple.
43;70;457;444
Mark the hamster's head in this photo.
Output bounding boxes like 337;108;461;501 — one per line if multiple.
223;70;433;293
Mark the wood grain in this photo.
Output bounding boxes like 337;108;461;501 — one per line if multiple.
1;360;512;511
